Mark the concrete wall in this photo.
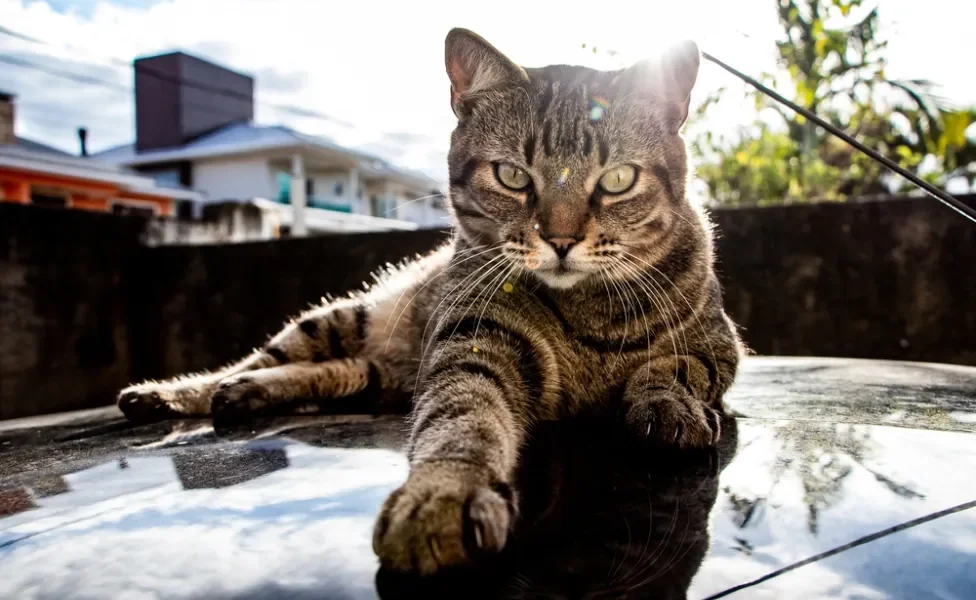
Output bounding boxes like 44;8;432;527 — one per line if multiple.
192;156;274;201
128;228;451;382
0;205;145;419
1;195;974;419
711;197;976;366
143;201;280;246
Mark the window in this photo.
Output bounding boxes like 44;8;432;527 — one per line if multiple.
306;179;314;196
276;172;290;203
334;182;344;197
30;192;67;210
371;195;397;217
147;168;181;188
111;203;156;218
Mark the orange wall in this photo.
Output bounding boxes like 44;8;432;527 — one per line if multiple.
0;168;175;216
70;195;109;212
1;179;29;203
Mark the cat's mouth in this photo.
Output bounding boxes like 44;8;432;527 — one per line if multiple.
533;263;590;289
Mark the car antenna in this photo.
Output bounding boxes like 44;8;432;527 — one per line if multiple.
700;50;976;225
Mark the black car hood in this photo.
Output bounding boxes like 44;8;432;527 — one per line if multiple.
1;357;974;599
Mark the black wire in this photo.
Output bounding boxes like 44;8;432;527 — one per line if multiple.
702;498;976;599
0;26;409;135
0;54;129;90
701;51;976;225
0;54;271;124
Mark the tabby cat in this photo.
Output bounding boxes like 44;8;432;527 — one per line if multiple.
117;28;743;574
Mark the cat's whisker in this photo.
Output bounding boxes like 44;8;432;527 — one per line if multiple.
434;257;515;362
614;261;660;378
425;255;508;358
464;258;513;341
615;255;688;367
383;193;446;216
413;253;510;396
608;258;656;374
384;241;503;350
426;254;512;367
602;261;633;369
473;261;520;340
598;268;616;338
618;497;689;588
615;255;686;389
625;512;697;591
620;251;720;382
607;259;652;370
420;252;507;351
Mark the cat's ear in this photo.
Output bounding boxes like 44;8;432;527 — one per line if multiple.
614;39;701;132
445;28;527;118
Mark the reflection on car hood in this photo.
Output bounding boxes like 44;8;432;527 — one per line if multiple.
0;357;974;599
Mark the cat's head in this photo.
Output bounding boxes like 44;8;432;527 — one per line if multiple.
445;28;702;289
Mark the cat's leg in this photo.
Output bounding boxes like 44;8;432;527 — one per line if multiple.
372;322;542;574
117;298;370;420
623;351;738;448
208;358;382;419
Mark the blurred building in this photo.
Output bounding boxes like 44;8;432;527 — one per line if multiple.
0;91;203;216
92;52;447;234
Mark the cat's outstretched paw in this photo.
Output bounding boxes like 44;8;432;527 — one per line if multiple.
210;376;272;421
626;389;722;448
372;463;516;575
117;386;184;422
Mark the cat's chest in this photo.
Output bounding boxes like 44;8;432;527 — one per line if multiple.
552;338;644;404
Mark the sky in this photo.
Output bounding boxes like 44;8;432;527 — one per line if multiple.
1;0;974;182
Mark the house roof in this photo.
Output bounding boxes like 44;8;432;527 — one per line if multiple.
92;122;442;192
14;136;72;156
0;144;204;201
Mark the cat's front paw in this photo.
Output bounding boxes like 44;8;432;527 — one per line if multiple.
626;388;722;448
210;376;272;421
117;385;183;422
372;463;516;575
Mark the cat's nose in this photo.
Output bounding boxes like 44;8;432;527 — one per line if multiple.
543;236;579;260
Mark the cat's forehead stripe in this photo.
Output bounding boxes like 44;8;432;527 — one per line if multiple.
529;71;605;160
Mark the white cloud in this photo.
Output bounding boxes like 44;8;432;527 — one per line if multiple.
1;0;973;181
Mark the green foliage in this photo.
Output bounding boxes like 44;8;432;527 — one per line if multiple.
692;0;976;206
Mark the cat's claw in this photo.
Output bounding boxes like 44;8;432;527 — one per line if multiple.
627;390;722;448
373;463;516;575
210;376;271;421
117;387;181;422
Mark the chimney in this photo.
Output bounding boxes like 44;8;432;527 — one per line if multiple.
0;92;15;146
77;127;88;157
133;52;254;152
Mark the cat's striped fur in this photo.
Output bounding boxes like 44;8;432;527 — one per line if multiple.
117;28;742;574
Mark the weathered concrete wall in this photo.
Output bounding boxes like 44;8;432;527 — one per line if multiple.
712;196;976;366
127;227;450;383
0;205;145;419
1;195;974;418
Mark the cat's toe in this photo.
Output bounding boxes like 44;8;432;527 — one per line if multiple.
372;464;515;575
117;387;180;422
626;392;720;448
210;377;270;422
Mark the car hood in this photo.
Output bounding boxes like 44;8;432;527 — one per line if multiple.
0;356;974;599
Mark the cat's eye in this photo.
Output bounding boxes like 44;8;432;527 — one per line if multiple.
598;165;638;194
494;163;531;191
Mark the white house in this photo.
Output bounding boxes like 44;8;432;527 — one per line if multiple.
90;51;448;234
93;122;449;233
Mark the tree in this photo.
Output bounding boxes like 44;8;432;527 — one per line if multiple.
690;0;976;206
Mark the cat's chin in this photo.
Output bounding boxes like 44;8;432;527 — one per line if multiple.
534;269;590;290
